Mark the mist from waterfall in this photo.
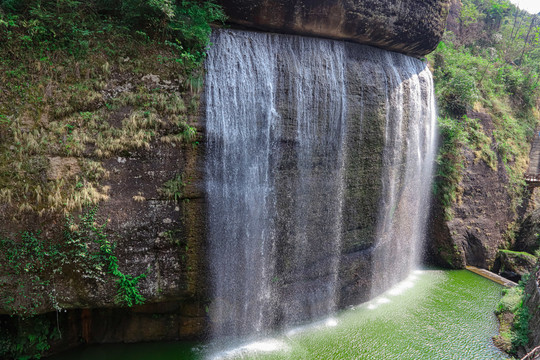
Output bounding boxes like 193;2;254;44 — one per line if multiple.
205;28;437;346
370;53;438;297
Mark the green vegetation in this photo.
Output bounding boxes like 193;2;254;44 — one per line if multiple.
495;276;532;355
499;249;538;262
0;0;225;69
0;207;146;358
0;207;146;316
434;115;496;219
160;173;186;202
0;0;224;215
0;231;55;316
0;0;224;356
65;206;147;307
0;2;224;356
428;0;540;220
0;315;60;360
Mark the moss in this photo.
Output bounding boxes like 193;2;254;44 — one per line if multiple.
499;250;537;262
159;174;186;202
0;207;147;317
427;28;540;219
341;99;386;253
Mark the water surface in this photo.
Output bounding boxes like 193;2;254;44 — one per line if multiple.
52;270;505;360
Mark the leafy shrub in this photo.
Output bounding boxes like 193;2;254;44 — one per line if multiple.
497;286;523;313
0;315;60;360
496;275;532;355
65;206;147;307
159;174;185;202
428;5;540;217
431;42;486;117
0;207;146;316
511;296;531;350
0;0;226;66
440;68;479;116
500;64;538;111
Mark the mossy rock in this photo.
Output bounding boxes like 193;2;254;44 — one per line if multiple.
493;250;537;282
516;208;540;254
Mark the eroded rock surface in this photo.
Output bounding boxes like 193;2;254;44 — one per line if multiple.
492;250;537;282
214;0;451;57
205;30;436;328
516;198;540;254
525;264;540;353
428;111;515;269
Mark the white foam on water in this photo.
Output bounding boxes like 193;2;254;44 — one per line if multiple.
210;339;289;360
286;316;339;337
325;318;338;327
367;270;425;309
388;281;415;296
367;297;392;310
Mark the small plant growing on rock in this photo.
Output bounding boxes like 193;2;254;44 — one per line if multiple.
160;174;185;202
65;206;147;307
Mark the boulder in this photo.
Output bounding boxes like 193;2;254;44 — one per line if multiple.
492;250;537;282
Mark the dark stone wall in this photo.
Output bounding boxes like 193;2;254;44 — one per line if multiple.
525;266;540;352
214;0;451;57
0;134;207;316
427;111;515;269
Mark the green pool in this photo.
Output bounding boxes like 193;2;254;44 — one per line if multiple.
51;270;506;359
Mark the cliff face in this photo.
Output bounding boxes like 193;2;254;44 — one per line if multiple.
0;0;450;354
214;0;451;57
525;266;540;352
0;71;210;341
1;32;437;346
428;112;515;269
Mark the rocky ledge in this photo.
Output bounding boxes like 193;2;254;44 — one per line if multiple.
214;0;451;57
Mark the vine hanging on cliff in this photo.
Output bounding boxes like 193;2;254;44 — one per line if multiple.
0;206;147;318
65;206;147;307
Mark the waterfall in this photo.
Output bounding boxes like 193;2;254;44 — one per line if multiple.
370;54;438;296
205;28;437;345
205;30;279;340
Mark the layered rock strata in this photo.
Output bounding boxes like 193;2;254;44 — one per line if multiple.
214;0;451;57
